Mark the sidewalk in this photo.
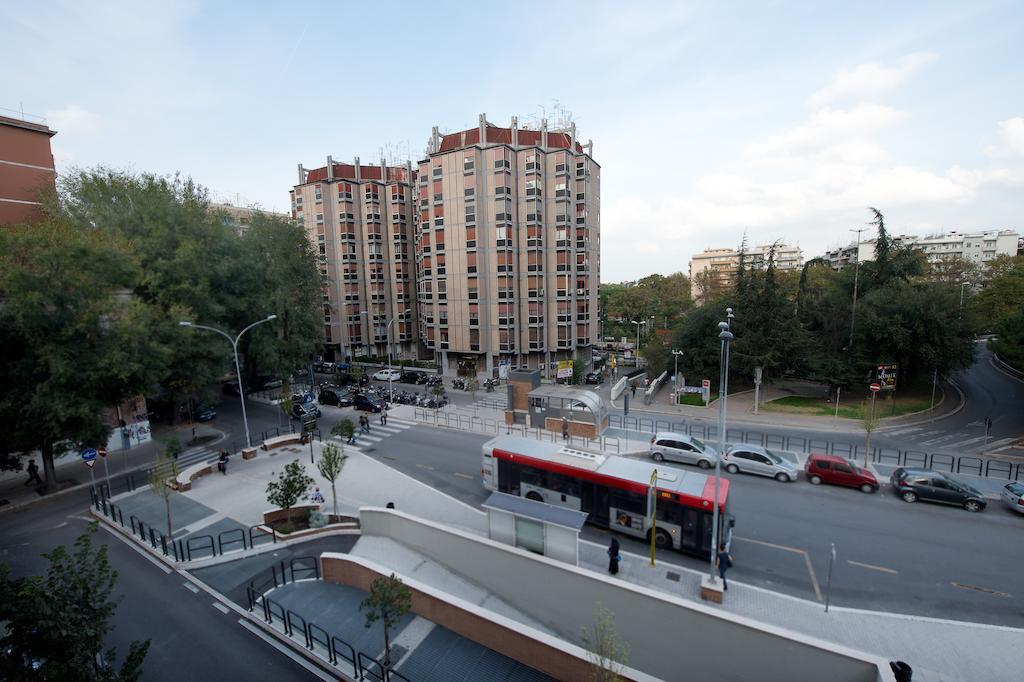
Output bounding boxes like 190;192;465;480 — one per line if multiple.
115;430;1022;681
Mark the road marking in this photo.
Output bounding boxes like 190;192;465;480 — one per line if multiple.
847;560;898;574
97;522;172;574
52;521;68;529
183;582;200;594
951;582;1012;598
235;618;333;681
415;463;435;471
212;601;230;614
732;536;823;602
453;472;475;480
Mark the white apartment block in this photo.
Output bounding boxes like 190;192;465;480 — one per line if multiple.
824;229;1019;269
689;243;803;303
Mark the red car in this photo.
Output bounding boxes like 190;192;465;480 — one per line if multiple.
805;453;878;493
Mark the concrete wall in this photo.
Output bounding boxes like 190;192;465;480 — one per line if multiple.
360;508;892;682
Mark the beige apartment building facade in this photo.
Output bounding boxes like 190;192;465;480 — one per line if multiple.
689;243;803;303
416;114;601;377
292;158;418;363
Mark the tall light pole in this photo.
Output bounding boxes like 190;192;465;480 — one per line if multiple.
179;315;277;448
386;308;411;404
959;281;971;309
630;319;643;357
849;227;866;348
671;349;684;391
709;307;733;585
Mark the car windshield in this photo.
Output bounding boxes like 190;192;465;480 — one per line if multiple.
691;437;706;451
1007;483;1024;496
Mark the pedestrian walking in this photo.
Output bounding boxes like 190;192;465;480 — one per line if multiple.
630;383;636;398
607;538;620;575
380;408;387;426
562;416;569;441
217;449;229;475
716;544;732;590
310;488;325;504
24;459;42;487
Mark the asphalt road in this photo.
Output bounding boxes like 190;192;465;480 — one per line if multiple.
359;425;1024;627
0;492;326;681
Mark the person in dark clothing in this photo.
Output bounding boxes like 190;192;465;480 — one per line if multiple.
630;384;637;398
217;449;229;475
607;538;620;575
24;459;42;486
562;417;569;441
716;544;732;590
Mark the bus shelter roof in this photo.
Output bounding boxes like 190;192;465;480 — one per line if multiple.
482;491;589;531
528;385;606;420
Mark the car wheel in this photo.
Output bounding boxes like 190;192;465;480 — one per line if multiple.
525;491;543;503
726;464;739;474
901;491;918;503
697;459;711;470
809;475;822;485
652;452;664;462
775;472;791;483
860;483;876;494
964;500;983;513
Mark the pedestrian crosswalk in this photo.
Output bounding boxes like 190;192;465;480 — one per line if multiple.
329;417;415;448
881;424;1016;452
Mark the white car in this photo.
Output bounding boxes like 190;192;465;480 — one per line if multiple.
1000;482;1024;514
372;368;401;381
649;432;718;469
722;444;799;482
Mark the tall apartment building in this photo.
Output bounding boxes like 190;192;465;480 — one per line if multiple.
416;114;601;377
824;229;1020;269
0;113;57;224
291;157;418;363
209;202;289;231
689;243;803;303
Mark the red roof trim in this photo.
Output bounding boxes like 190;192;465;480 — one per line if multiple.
437;125;584;154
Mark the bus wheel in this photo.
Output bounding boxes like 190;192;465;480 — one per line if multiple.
525;491;544;503
650;528;671;549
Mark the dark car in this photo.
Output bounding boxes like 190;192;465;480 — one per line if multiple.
318;387;353;407
400;371;420;384
353;394;384;413
805;453;877;493
291;402;321;420
889;467;987;512
222;380;242;396
585;371;603;385
195;404;217;422
257;376;283;391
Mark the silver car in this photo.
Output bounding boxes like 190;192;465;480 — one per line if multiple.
722;444;799;482
649;432;718;469
1000;482;1024;514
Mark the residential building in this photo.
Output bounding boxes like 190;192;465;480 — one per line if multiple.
415;114;601;377
209;202;289;231
291;157;418;363
824;229;1019;269
689;243;803;303
0;113;57;224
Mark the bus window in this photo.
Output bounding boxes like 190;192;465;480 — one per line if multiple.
609;488;645;515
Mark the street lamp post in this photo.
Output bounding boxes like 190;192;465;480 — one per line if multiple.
959;281;971;308
386;308;412;404
671;349;684;391
709;307;734;585
179;315;277;448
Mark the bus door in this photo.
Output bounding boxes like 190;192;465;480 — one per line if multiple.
581;482;610;527
680;508;700;554
497;459;520;495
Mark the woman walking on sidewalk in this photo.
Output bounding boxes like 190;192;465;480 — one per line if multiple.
607;538;620;575
716;544;732;590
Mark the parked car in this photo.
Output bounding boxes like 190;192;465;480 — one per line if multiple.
318;387;353;407
805;453;877;493
584;371;603;385
372;368;401;382
649;432;718;469
258;376;283;391
291;402;321;420
1000;482;1024;514
722;445;799;482
400;370;421;384
222;380;242;396
195;404;217;422
353;394;384;413
889;468;987;512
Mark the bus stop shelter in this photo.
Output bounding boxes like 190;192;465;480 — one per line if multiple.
482;491;588;565
526;384;608;439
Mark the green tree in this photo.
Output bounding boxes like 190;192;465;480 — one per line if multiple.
582;604;630;682
265;460;315;527
862;399;880;468
147;441;181;540
331;417;356;442
0;220;166;483
972;255;1024;333
317;443;347;517
990;309;1024;370
465;377;479;399
360;573;412;668
0;524;150;680
430;383;446;408
279;381;294;429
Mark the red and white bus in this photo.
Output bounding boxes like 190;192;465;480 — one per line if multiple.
482;436;733;558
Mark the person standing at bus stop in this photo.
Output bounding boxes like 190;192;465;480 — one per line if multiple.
716;544;732;590
562;417;569;441
607;538;620;575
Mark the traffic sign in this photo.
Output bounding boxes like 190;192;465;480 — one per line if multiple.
81;448;98;462
84;459;96;468
98;447;107;458
701;379;711;389
869;383;881;393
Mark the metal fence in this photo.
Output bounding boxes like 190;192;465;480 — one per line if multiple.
246;560;411;681
413;408;622;454
606;414;1024;481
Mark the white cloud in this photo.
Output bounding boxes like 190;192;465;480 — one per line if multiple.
810;52;937;106
985;117;1024;158
45;104;99;135
747;104;906;163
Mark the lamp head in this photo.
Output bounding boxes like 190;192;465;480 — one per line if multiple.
179;321;193;327
266;314;278;321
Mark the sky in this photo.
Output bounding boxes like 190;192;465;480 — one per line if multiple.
3;1;1022;282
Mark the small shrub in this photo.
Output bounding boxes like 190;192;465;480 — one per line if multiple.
309;510;328;528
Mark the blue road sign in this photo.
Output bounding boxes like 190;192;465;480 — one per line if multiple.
81;448;98;462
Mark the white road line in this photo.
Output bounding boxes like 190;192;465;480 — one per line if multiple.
212;601;230;614
886;427;924;436
919;435;959;446
184;582;200;593
96;523;172;574
847;560;899;574
235;619;333;681
942;436;988;448
387;616;435;670
359;435;383;443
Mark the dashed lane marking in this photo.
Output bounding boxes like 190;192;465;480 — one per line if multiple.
212;601;230;614
453;472;475;480
847;560;898;574
732;536;823;602
184;582;200;594
415;463;435;471
951;582;1011;598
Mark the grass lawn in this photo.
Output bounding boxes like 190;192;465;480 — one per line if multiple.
677;393;709;406
761;387;939;419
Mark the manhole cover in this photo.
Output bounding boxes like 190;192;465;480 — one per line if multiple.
666;571;681;583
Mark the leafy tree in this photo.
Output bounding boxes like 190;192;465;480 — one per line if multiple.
331;418;356;442
279;382;294;429
925;255;981;286
430;383;446;408
360;573;412;668
265;460;315;527
861;399;880;468
465;377;479;399
316;443;347;517
147;441;181;540
582;604;630;682
0;220;166;483
972;255;1024;333
0;524;150;680
990;309;1024;370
